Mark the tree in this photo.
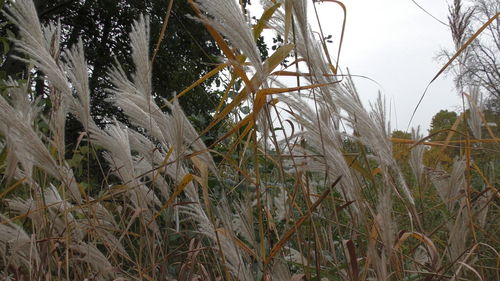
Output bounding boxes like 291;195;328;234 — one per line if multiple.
1;0;221;124
446;0;499;98
1;0;225;190
423;110;462;170
428;110;459;141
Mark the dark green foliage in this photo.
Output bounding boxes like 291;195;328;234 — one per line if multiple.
1;0;221;124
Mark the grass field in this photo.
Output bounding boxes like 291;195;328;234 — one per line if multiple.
0;0;498;280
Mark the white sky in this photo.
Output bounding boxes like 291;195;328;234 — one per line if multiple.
315;0;461;132
252;0;463;133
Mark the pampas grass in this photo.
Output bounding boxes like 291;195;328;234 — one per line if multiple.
0;0;497;280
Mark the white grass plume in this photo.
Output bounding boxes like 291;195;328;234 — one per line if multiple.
0;214;40;270
107;16;217;174
410;127;425;184
130;15;152;100
2;79;41;181
70;242;116;279
336;81;415;205
7;184;84;242
0;89;82;203
4;0;71;94
89;121;160;233
64;39;92;131
467;86;484;140
194;0;263;74
282;95;364;223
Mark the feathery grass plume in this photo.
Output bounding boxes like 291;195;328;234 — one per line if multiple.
232;199;257;250
3;0;87;204
129;15;152;100
0;214;40;271
428;159;469;265
447;159;466;211
176;177;254;280
109;91;166;143
104;20;247;276
270;261;293;281
6;3;70;160
272;183;288;223
3;0;71;94
193;0;263;74
108;15;216;180
0;88;82;203
89;121;161;233
276;1;340;111
307;97;362;198
410;127;425;184
2;79;41;181
6;184;81;237
444;159;494;272
69;242;116;279
283;246;309;267
367;235;389;281
376;188;396;255
466;86;484;139
64;39;92;131
167;99;217;174
216;200;255;280
108;15;217;173
127;129;172;199
336;79;415;206
282;95;364;224
473;189;494;228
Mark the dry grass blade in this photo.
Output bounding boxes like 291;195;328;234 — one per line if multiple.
188;0;254;92
253;3;282;40
345;239;360;281
0;178;26;198
148;173;194;225
151;0;174;63
316;0;347;74
393;231;439;270
215;227;258;259
170;63;227;102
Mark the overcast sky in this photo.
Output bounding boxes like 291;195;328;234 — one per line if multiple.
315;0;462;132
253;0;463;133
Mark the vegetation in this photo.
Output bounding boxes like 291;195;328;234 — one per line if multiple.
0;0;498;280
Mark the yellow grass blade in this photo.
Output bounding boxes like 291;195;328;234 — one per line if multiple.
321;0;347;74
393;231;439;270
188;0;254;91
0;178;26;198
284;0;293;44
263;43;295;74
151;0;174;63
148;173;194;225
216;227;258;259
170;63;227;102
215;74;237;113
199;44;295;139
433;114;464;167
191;155;212;220
253;3;281;40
